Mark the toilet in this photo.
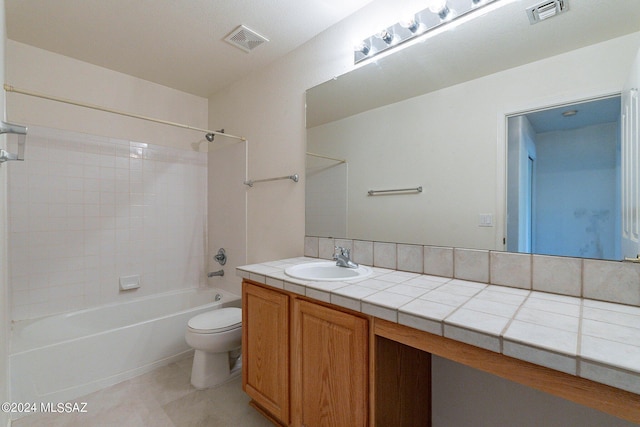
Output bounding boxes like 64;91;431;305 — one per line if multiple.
185;307;242;389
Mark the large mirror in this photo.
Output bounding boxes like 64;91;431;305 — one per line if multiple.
305;0;640;260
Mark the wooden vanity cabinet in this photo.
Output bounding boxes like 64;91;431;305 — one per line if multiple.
242;280;290;424
291;298;369;427
242;279;369;427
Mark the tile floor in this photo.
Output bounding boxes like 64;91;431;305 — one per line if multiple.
12;354;273;427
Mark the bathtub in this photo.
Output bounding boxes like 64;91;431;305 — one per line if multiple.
9;288;240;415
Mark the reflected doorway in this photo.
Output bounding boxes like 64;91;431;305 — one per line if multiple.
507;96;621;260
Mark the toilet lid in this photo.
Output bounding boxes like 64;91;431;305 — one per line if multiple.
188;307;242;333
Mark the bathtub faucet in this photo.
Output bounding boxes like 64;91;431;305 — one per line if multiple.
208;269;224;277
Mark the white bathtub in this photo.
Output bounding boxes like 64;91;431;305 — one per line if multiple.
9;288;240;414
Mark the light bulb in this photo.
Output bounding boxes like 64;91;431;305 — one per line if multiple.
427;0;448;13
378;29;394;45
354;42;370;56
399;17;423;34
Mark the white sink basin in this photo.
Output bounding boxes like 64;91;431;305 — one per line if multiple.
284;261;372;282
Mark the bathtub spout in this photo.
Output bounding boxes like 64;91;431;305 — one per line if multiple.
207;270;224;277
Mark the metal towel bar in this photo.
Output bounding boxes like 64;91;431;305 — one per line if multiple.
0;120;28;164
368;186;422;196
244;174;299;187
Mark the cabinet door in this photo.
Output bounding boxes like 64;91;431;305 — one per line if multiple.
292;298;368;427
242;281;290;424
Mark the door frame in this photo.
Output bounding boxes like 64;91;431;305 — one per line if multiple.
496;89;622;252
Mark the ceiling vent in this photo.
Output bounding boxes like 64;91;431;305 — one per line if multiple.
526;0;569;24
224;25;269;53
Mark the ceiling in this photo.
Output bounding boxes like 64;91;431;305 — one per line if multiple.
525;96;621;134
5;0;375;98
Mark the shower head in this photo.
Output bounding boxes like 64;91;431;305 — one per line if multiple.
205;129;224;142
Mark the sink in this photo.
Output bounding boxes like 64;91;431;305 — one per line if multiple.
284;261;372;282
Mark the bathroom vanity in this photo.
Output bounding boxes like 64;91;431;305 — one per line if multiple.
238;258;640;426
242;279;368;426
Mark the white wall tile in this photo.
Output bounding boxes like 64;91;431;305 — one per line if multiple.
7;127;207;320
490;251;531;290
454;248;489;283
583;259;640;305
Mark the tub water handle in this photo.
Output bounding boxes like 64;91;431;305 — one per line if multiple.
214;248;227;265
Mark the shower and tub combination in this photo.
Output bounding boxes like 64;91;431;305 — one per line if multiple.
4;120;245;419
10;288;240;410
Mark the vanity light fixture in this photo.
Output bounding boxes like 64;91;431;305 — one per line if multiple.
354;0;506;64
378;29;395;45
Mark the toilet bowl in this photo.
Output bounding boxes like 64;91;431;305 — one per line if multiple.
185;307;242;389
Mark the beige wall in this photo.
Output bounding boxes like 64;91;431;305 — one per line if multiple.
206;0;423;289
207;2;639;425
6;40;208;151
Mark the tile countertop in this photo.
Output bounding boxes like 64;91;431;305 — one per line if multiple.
237;257;640;396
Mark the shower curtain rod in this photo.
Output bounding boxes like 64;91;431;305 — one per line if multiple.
306;152;346;163
4;84;246;142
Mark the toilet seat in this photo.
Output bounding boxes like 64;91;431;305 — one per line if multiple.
188;307;242;334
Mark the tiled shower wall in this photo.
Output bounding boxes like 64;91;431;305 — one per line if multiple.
7;126;207;321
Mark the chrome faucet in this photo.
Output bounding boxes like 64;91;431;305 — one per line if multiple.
333;246;359;269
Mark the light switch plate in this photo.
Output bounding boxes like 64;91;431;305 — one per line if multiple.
479;213;494;227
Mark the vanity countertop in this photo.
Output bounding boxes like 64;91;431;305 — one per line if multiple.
237;257;640;396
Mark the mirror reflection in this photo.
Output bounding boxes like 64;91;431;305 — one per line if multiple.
305;0;640;260
506;96;621;260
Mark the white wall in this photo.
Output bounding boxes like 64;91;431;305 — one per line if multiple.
535;123;619;259
207;0;432;290
6;41;208;151
207;2;640;424
4;42;211;320
0;1;9;423
507;115;537;253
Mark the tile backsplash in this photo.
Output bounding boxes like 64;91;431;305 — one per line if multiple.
8;126;207;321
305;236;640;307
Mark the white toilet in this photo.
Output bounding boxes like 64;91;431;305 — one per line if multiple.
185;307;242;389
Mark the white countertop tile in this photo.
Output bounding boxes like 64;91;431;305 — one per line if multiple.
402;276;446;290
399;298;458;321
504;320;578;356
581;319;640;347
445;308;510;336
385;284;432;298
419;289;473;307
580;335;640;373
362;290;415;309
514;307;580;333
582;305;640;329
237;258;640;395
461;298;521;318
332;284;379;300
357;278;397;291
437;281;486;297
520;296;581;317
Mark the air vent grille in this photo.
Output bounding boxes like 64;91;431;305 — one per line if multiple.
526;0;568;24
224;25;269;53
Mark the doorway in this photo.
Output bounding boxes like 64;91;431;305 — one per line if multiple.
506;96;621;260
